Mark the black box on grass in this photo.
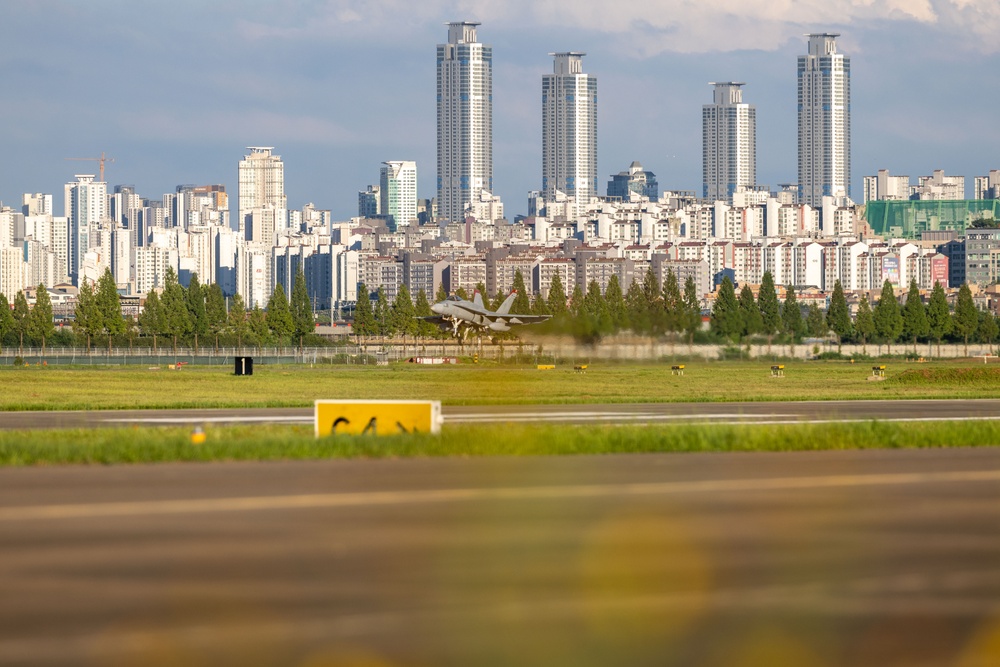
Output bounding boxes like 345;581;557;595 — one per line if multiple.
235;357;254;376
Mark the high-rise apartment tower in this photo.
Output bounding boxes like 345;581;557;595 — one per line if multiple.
702;82;756;202
238;147;286;238
436;22;493;223
64;174;106;285
380;161;417;231
797;33;851;207
542;52;597;214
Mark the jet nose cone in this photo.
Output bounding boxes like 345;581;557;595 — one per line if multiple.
431;303;443;314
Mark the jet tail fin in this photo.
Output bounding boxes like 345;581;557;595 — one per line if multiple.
473;290;485;308
496;290;517;315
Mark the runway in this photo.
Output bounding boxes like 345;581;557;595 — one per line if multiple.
1;448;999;665
1;398;1000;429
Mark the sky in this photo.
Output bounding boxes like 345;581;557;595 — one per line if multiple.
2;0;1000;220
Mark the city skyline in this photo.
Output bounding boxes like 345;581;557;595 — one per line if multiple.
2;3;1000;219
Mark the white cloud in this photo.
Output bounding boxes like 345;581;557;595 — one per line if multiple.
230;0;1000;54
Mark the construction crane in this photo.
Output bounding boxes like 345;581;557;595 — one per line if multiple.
64;152;115;182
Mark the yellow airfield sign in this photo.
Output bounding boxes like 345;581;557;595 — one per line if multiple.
315;400;442;437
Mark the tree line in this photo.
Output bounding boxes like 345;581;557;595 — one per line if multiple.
710;273;996;355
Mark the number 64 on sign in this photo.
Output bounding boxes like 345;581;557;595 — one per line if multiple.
314;400;442;437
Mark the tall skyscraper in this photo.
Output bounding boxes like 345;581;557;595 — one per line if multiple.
238;147;286;238
380;161;417;231
64;174;106;285
798;33;851;207
542;52;597;214
702;82;756;202
437;22;493;223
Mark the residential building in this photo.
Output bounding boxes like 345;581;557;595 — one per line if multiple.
702;82;756;202
798;34;851;207
64;174;107;285
380;161;417;231
542;52;597;215
437;22;493;223
238;147;286;238
863;170;911;203
607;161;658;201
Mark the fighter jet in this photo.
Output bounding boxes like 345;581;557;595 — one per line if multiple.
427;290;550;339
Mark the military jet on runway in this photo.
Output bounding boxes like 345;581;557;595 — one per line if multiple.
426;291;550;339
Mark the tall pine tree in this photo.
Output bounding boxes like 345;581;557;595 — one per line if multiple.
854;295;875;353
711;277;742;342
827;280;852;352
290;267;314;349
757;271;781;342
266;283;294;343
354;284;376;337
782;286;804;340
926;282;952;357
29;284;55;354
901;279;929;352
873;280;903;349
953;283;979;356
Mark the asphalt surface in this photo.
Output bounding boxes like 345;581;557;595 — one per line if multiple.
2;448;1000;666
1;398;1000;429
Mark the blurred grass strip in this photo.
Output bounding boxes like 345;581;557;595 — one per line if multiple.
1;420;998;466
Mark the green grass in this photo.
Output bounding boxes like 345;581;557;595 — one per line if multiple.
2;420;1000;466
1;359;1000;411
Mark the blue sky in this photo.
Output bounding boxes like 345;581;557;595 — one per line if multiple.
2;1;999;219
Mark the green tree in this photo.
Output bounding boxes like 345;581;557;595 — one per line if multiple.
290;267;314;349
229;292;248;350
74;281;98;351
901;279;929;352
854;295;875;353
682;276;702;344
353;284;376;337
661;271;682;337
873;280;903;348
583;279;611;337
434;283;448;304
711;276;742;342
138;290;164;353
757;272;781;342
738;284;762;338
205;283;228;351
547;273;568;318
391;284;417;337
782;286;804;340
29;284;55;354
455;287;470;301
826;280;852;351
0;293;14;352
185;273;207;352
414;289;438;338
806;302;827;338
374;287;392;337
568;283;585;320
531;293;550;316
13;291;30;354
95;268;126;353
625;280;649;335
926;282;952;357
511;270;531;314
953;283;979;356
160;268;191;352
978;310;998;350
641;268;663;334
247;303;270;348
266;283;294;343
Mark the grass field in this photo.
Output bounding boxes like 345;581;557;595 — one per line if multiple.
2;420;999;466
1;359;999;411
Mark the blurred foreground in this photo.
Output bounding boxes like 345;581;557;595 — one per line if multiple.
1;448;999;666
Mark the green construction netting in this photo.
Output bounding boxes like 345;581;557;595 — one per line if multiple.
865;200;1000;238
